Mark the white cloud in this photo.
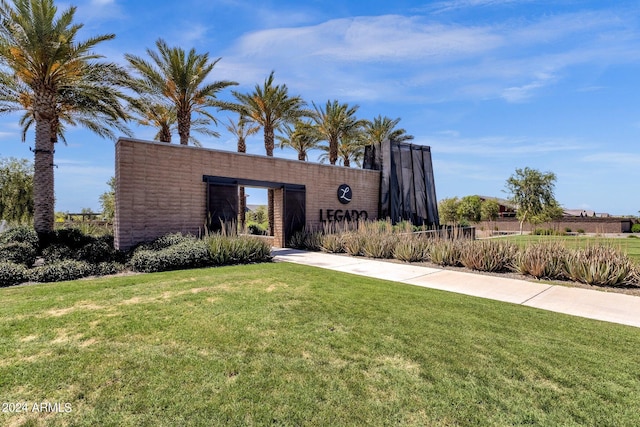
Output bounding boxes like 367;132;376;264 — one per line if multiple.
582;152;640;167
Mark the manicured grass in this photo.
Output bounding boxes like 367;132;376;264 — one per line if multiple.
498;234;640;262
1;263;640;426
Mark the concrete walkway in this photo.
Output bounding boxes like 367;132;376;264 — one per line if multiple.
272;248;640;329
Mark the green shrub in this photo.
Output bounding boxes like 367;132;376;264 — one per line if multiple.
459;240;516;273
632;223;640;233
148;232;195;251
513;242;568;280
42;244;74;264
563;246;633;287
129;240;212;273
53;227;93;249
577;229;585;234
94;262;125;276
564;227;572;233
321;234;345;253
533;228;561;236
29;260;94;283
247;222;268;236
393;236;430;263
76;240;119;263
0;241;37;266
0;225;38;247
0;262;28;287
429;240;463;267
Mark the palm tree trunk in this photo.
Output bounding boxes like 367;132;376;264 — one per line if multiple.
159;124;172;142
265;126;275;236
239;186;246;231
329;136;338;165
238;136;247;231
33;108;56;240
298;152;306;161
177;109;190;145
343;156;350;167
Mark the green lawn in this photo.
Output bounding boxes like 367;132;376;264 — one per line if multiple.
2;263;640;426
497;234;640;262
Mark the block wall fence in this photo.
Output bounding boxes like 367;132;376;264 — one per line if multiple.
114;138;381;250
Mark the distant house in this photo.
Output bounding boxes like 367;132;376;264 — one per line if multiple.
477;196;517;218
563;209;611;218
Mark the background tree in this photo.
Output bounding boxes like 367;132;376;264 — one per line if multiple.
456;195;482;223
312;100;363;165
481;198;500;226
125;39;237;145
225;117;259;231
505;167;562;234
99;177;115;222
0;157;33;225
0;0;130;237
229;71;307;235
438;197;459;225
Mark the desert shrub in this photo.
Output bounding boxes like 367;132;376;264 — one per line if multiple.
563;246;633;287
362;233;398;259
304;232;324;251
564;227;572;233
0;241;37;266
429;240;463;267
321;234;344;253
577;229;585;234
459;240;516;273
533;228;562;236
29;260;94;283
129;240;212;273
513;242;568;280
632;223;640;233
208;235;272;265
342;232;366;256
393;235;430;263
287;231;308;249
42;244;74;264
627;264;640;286
0;262;28;287
0;225;38;247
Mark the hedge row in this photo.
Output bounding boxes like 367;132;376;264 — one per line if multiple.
0;228;273;287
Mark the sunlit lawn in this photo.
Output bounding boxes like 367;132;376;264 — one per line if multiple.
1;263;640;426
497;234;640;262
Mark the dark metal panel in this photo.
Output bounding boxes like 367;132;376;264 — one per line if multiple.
283;186;306;246
206;183;239;233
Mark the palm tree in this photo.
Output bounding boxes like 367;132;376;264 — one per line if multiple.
125;39;237;145
311;100;364;165
0;0;130;237
277;121;321;161
319;133;366;167
364;115;414;146
228;71;307;235
225;116;259;230
127;99;217;146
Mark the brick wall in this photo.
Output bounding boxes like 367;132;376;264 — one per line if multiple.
115;138;380;250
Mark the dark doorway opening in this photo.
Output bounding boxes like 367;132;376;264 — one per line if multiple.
203;175;306;247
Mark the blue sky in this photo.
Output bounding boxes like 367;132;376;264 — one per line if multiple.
1;0;639;215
